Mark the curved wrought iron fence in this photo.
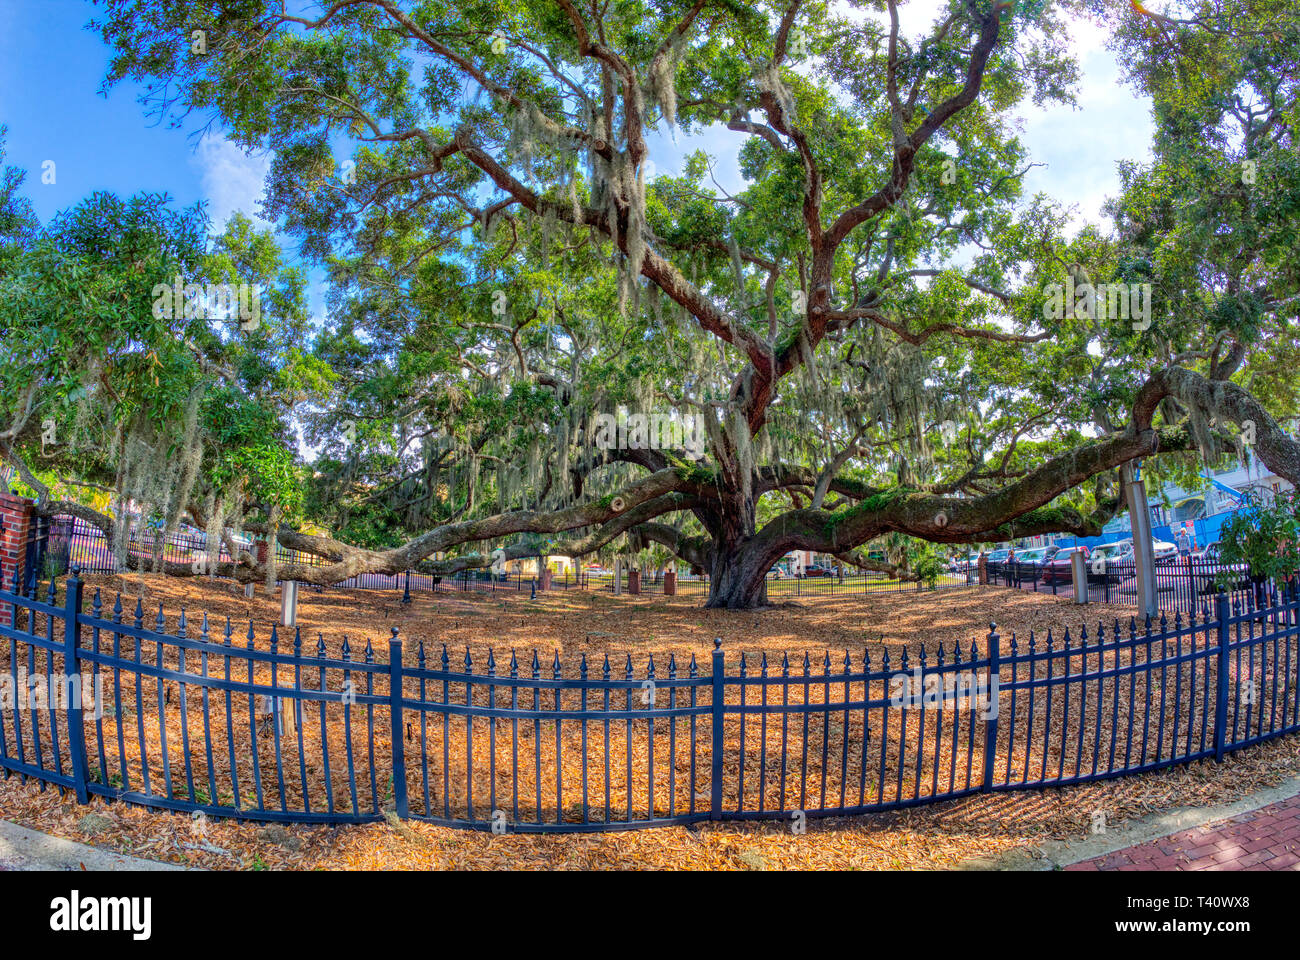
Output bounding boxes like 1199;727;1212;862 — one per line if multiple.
2;569;1298;832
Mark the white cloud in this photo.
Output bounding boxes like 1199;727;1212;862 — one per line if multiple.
191;136;274;233
645;123;747;195
1018;41;1153;232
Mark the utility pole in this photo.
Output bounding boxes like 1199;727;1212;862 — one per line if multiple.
1122;459;1158;619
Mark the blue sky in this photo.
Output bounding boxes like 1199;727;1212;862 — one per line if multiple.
0;0;257;227
0;0;1153;288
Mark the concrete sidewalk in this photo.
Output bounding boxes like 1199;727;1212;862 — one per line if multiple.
0;819;188;871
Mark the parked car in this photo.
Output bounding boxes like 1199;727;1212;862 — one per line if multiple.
1088;542;1133;564
1195;566;1254;595
1186;543;1252;595
999;547;1047;579
948;553;979;574
1191;542;1220;562
1109;537;1178;563
1013;546;1050;566
801;564;833;577
1080;542;1131;583
985;548;1011;564
1041;545;1089;584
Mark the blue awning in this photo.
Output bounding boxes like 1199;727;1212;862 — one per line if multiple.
1201;474;1246;505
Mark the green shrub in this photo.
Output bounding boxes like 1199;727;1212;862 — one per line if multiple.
1216;490;1300;586
910;542;946;588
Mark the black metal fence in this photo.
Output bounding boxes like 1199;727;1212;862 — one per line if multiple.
3;567;1298;832
47;513;978;601
584;570;974;598
33;513;1278;616
45;514;573;596
987;557;1280;615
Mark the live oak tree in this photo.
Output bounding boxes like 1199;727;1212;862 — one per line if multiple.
0;173;329;586
23;0;1297;607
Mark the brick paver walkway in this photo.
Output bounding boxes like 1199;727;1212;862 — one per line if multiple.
1065;794;1300;870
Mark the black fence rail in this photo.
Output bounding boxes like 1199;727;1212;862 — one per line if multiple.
48;513;979;602
44;515;583;597
584;571;975;598
34;512;1277;618
3;567;1298;832
987;557;1281;615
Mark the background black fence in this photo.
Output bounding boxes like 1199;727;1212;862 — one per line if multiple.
24;514;1279;616
41;513;976;600
986;557;1281;615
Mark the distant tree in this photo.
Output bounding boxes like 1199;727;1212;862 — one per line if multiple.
0;173;326;585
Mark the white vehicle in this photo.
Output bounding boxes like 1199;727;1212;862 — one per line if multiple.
1110;537;1178;563
1089;542;1132;563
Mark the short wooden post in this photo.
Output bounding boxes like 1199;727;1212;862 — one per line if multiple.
280;579;299;626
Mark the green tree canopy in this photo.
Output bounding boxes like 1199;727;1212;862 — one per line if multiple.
7;0;1293;607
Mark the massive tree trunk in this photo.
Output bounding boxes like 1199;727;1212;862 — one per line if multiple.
704;493;770;609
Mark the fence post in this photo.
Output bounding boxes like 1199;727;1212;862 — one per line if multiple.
63;566;90;805
1213;590;1230;762
981;623;1000;792
388;627;409;817
710;638;724;820
0;493;36;594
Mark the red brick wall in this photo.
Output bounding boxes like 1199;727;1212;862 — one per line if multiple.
0;492;35;591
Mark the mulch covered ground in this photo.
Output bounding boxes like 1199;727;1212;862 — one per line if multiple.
68;571;1154;660
1;574;1297;870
